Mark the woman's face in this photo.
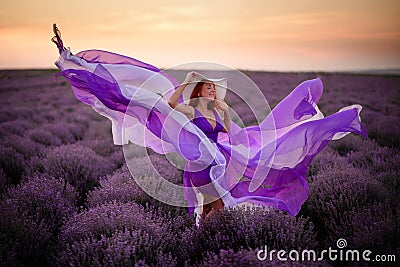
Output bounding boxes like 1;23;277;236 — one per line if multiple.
199;82;216;101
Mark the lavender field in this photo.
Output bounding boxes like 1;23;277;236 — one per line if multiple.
0;69;399;266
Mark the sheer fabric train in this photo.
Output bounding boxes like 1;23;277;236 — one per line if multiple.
54;46;368;223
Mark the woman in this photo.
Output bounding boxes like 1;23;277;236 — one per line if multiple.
51;24;368;225
168;72;230;220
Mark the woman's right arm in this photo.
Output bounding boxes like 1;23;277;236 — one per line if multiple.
168;72;196;119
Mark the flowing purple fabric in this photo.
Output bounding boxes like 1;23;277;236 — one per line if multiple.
54;44;368;221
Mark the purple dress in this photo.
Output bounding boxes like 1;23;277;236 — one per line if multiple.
184;107;226;210
52;30;368;222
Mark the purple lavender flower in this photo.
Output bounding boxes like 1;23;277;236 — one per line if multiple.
0;146;25;185
58;201;187;266
26;128;63;146
87;164;150;208
29;143;117;205
0;175;77;266
185;206;317;265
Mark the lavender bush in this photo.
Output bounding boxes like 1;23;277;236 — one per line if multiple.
26;128;63;146
329;202;399;254
0;146;25;186
0;119;34;136
184;206;317;265
40;122;82;144
0;69;399;266
148;154;183;184
83;119;115;140
0;175;77;266
0;167;7;194
87;164;151;208
303;162;398;255
126;155;182;185
375;169;400;201
196;248;265;267
0;108;18;123
28;143;118;205
79;137;121;157
58;201;189;266
59;228;177;267
307;147;347;176
345;139;399;173
124;156;189;217
1;134;43;160
362;111;400;148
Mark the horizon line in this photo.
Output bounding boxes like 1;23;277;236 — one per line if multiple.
1;66;400;75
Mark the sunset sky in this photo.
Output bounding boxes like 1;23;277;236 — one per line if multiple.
1;0;399;71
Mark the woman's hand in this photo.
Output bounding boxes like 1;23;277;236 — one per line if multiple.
219;100;229;113
219;100;231;132
184;71;199;83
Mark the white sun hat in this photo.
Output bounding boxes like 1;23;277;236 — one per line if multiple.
181;71;227;104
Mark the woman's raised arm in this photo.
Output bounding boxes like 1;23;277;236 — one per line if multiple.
168;72;198;119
